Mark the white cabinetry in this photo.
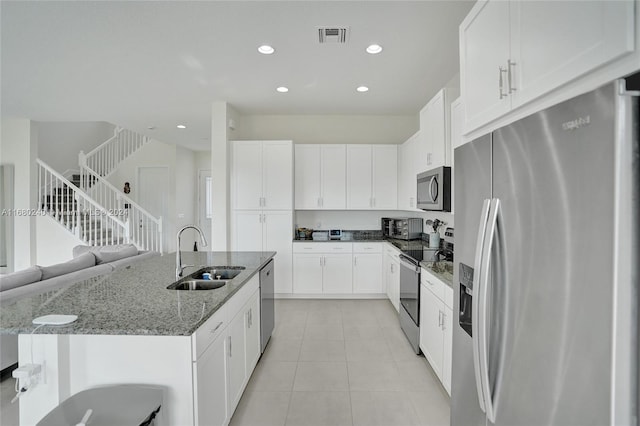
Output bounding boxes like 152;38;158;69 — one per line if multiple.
293;243;353;294
295;144;346;209
227;304;247;412
233;140;292;210
460;0;635;133
383;244;401;310
193;332;228;426
346;145;397;209
419;268;453;395
420;88;458;169
353;243;383;294
232;140;293;294
233;211;293;294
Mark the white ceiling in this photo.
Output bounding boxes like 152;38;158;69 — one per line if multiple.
1;1;475;150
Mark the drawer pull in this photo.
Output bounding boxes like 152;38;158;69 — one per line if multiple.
210;322;223;334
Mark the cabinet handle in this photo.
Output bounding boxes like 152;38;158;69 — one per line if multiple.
390;264;394;273
508;59;517;94
228;335;232;357
317;198;321;207
320;197;323;207
210;321;223;334
354;256;358;266
320;257;323;266
498;66;508;99
441;312;446;330
438;311;443;327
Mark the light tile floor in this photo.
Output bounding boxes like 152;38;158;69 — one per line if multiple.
230;299;450;426
0;299;450;426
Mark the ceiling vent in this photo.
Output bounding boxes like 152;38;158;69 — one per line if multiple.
317;27;350;44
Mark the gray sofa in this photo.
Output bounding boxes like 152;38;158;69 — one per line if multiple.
0;244;158;371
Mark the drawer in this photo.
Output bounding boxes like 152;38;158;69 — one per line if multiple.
352;242;383;253
192;303;228;361
421;268;444;301
293;242;353;253
443;285;453;310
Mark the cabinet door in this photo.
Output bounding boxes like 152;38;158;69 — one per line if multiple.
294;145;321;209
233;211;263;252
426;90;448;168
372;145;397;209
346;145;373;209
460;0;511;132
227;310;247;414
264;211;293;294
353;253;383;293
390;258;400;312
233;141;263;210
245;291;261;375
397;139;410;210
322;254;353;294
262;141;292;210
320;145;347;209
450;97;464;215
293;254;323;294
509;0;634;109
442;305;453;396
383;254;392;300
194;332;228;426
419;285;444;379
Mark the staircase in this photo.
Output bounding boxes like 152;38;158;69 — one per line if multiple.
37;127;164;253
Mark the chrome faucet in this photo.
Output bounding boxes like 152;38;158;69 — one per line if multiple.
176;225;208;278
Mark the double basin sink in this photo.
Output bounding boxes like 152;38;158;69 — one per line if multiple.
167;266;246;291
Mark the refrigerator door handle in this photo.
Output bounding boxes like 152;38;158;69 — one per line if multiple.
478;198;501;423
472;198;491;414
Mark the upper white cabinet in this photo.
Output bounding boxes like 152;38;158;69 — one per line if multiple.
233;140;293;210
397;132;419;211
295;144;346;209
346;145;397;210
460;0;635;133
420;88;457;169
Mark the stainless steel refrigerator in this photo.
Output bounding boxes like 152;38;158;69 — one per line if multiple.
452;80;638;425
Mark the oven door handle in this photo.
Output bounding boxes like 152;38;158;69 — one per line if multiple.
399;254;420;272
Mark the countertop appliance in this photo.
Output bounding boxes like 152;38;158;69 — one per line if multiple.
452;80;638;425
399;253;422;354
311;231;329;241
382;217;423;240
329;229;342;240
417;166;451;211
259;259;274;353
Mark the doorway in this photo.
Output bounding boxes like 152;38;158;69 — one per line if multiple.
137;166;169;251
198;169;212;244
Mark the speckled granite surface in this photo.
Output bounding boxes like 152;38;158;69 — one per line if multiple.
420;261;454;288
0;251;275;336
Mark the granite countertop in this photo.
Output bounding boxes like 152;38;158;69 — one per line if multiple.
420;261;454;288
0;251;275;337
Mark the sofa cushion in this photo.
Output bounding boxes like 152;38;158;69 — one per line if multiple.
73;244;139;264
0;266;42;292
39;252;96;281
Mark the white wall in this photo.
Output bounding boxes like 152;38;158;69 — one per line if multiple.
37;121;115;175
36;215;83;266
175;147;199;251
0;118;38;271
236;114;417;145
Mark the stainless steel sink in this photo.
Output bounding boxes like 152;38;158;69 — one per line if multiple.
191;266;245;280
167;279;227;290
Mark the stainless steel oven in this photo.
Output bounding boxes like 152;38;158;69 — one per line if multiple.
399;254;421;354
417;166;451;211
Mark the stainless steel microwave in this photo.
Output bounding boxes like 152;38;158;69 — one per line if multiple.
417;166;451;211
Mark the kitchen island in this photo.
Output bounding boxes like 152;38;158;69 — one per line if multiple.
0;251;275;426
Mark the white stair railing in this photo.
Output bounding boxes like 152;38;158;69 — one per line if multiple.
80;127;148;178
37;159;130;247
78;165;163;253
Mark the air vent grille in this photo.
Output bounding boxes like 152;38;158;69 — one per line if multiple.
317;27;350;44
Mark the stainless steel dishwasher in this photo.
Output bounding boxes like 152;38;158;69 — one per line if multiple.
259;259;274;353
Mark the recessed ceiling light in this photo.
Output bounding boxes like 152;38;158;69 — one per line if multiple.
258;45;275;55
366;44;383;54
147;126;156;130
177;124;187;129
356;86;369;92
276;86;289;93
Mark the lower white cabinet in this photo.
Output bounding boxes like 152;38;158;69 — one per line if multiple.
193;332;228;426
419;268;453;395
293;253;352;294
353;253;383;293
384;246;400;311
227;306;247;412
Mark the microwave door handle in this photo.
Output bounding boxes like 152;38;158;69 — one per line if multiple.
472;199;491;415
429;176;438;202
